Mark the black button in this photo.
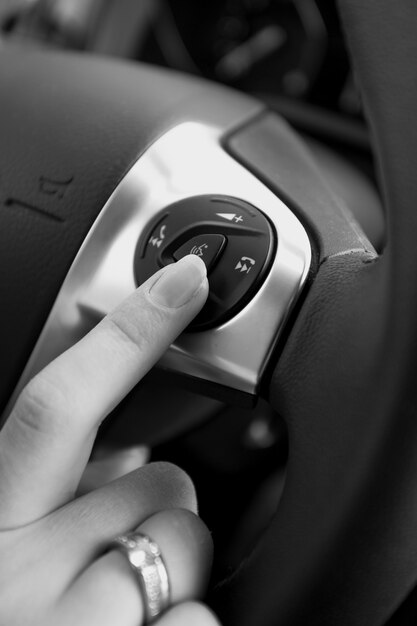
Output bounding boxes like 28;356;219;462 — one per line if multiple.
173;234;226;273
134;195;275;329
191;232;267;328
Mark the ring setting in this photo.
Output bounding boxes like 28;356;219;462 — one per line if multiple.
111;532;170;623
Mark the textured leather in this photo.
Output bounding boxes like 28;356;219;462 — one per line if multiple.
0;48;261;415
227;112;376;263
215;1;417;624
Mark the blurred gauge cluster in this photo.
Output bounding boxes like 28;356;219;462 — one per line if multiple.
0;0;362;119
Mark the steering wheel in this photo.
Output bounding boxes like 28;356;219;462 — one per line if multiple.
1;1;416;624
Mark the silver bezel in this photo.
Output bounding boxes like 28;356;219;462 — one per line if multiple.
5;122;311;415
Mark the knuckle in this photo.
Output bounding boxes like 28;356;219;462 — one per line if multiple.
146;462;198;513
13;373;70;440
105;301;166;356
159;508;212;556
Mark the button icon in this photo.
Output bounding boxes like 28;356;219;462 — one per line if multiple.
235;256;256;274
216;212;244;224
149;224;167;248
190;243;209;257
174;234;226;272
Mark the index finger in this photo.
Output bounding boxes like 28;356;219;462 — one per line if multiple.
0;255;208;529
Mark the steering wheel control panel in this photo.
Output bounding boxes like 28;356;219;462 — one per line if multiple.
7;123;311;409
134;195;275;329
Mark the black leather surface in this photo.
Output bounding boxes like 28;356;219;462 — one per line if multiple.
215;1;417;624
227;113;376;263
0;48;261;415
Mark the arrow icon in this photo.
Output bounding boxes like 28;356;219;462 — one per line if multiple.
216;213;236;221
216;213;244;224
235;257;255;274
235;261;249;272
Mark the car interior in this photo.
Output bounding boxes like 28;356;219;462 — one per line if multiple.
0;1;416;624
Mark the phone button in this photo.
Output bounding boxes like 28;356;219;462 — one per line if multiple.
189;232;269;329
144;215;170;257
173;234;226;272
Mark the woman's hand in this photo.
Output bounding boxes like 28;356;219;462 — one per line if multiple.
0;255;220;626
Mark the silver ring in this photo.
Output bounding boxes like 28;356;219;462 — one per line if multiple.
111;533;170;623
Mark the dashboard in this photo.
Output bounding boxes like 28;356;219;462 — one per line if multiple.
146;0;360;118
0;0;362;120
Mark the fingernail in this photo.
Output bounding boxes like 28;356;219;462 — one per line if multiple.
149;255;207;308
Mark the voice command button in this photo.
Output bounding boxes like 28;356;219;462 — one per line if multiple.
173;234;226;273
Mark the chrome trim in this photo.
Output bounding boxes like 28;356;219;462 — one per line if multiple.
4;122;311;415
